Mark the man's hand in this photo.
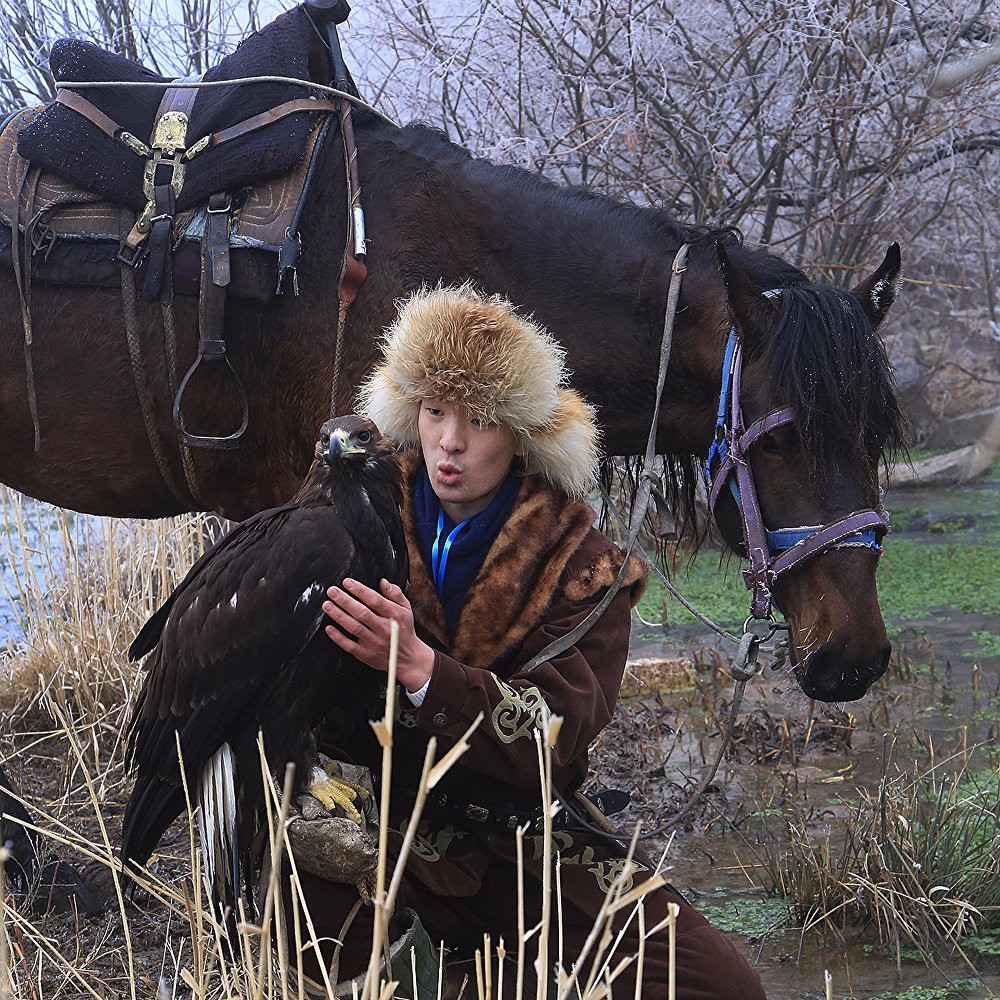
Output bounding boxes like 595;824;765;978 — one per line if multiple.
323;578;435;693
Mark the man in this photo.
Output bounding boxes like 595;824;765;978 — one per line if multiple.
299;284;765;998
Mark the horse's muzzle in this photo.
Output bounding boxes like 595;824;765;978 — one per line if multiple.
794;640;891;702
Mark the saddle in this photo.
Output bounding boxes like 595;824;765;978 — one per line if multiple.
17;7;323;215
0;1;367;469
0;105;331;300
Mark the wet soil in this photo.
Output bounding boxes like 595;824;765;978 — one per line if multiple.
589;615;1000;999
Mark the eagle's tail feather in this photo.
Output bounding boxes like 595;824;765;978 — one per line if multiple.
197;743;240;923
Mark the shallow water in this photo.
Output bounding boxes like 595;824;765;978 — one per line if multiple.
0;491;86;647
620;618;1000;998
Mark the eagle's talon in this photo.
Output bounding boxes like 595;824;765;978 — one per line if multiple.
308;773;367;825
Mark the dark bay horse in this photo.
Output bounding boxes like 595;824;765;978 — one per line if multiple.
0;104;905;704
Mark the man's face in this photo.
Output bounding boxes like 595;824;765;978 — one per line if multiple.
418;399;519;521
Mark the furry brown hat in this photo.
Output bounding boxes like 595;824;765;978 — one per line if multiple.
357;284;599;498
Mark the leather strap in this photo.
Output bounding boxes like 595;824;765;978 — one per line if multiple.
198;98;341;154
206;191;231;287
158;79;199;121
142;82;200;299
142;181;174;300
55;89;135;146
172;196;248;450
55;89;338;162
330;94;368;413
276;115;337;294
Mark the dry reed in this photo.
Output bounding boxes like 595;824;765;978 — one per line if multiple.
754;738;1000;965
1;490;674;998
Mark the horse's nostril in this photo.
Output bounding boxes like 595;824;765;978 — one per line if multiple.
800;641;890;702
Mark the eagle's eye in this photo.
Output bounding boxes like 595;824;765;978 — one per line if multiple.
356;429;372;444
320;433;330;446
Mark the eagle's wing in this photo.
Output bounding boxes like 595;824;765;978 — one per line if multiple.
128;499;298;662
122;501;359;868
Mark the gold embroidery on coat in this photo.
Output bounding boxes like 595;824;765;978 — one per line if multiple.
491;677;549;743
589;858;636;894
526;830;576;861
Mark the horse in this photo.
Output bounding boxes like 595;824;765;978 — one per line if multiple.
0;28;906;713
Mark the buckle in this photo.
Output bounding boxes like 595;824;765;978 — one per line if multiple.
117;242;145;268
465;804;489;824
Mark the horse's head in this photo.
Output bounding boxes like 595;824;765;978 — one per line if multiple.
703;242;906;702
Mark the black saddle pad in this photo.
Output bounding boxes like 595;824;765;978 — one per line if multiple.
17;5;323;212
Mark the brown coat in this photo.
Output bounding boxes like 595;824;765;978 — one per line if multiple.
369;453;646;818
300;457;766;998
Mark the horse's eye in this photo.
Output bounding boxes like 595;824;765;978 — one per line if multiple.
759;434;782;456
356;429;372;444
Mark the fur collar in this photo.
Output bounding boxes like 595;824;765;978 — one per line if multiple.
401;452;645;671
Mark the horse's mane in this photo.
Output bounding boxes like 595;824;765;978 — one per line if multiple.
769;285;905;484
393;123;905;541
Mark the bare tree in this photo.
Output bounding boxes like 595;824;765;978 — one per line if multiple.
341;0;999;443
0;0;264;103
0;0;996;442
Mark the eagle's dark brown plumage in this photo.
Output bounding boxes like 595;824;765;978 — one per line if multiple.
121;415;406;908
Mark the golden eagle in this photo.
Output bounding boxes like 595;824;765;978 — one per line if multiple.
121;415;406;908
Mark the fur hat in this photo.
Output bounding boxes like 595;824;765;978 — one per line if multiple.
357;284;599;498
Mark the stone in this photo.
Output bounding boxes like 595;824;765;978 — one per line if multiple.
620;656;696;697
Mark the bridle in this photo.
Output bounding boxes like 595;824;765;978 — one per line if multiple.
703;295;889;623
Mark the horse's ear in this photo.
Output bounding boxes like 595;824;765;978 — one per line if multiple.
716;242;780;350
851;243;902;329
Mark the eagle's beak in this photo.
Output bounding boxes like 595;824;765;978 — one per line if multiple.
329;428;367;460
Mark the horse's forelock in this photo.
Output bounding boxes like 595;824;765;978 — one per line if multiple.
764;284;906;488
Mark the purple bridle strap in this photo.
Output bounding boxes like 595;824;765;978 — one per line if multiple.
705;328;888;620
769;509;889;579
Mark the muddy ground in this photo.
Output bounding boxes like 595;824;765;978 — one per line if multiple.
2;473;999;999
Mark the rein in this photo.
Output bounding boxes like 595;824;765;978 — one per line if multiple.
520;243;690;673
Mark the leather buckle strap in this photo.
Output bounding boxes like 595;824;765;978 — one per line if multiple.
142;182;175;301
54;89;151;156
200;97;341;152
171;192;248;450
206;191;231;287
429;791;535;834
125;77;201;272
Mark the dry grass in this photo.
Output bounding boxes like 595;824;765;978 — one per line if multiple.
1;491;673;998
0;488;220;727
753;738;1000;966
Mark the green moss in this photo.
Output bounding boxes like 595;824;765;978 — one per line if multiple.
876;534;1000;624
637;531;1000;633
963;932;1000;956
967;631;1000;657
636;555;746;629
872;984;979;1000
697;897;792;937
